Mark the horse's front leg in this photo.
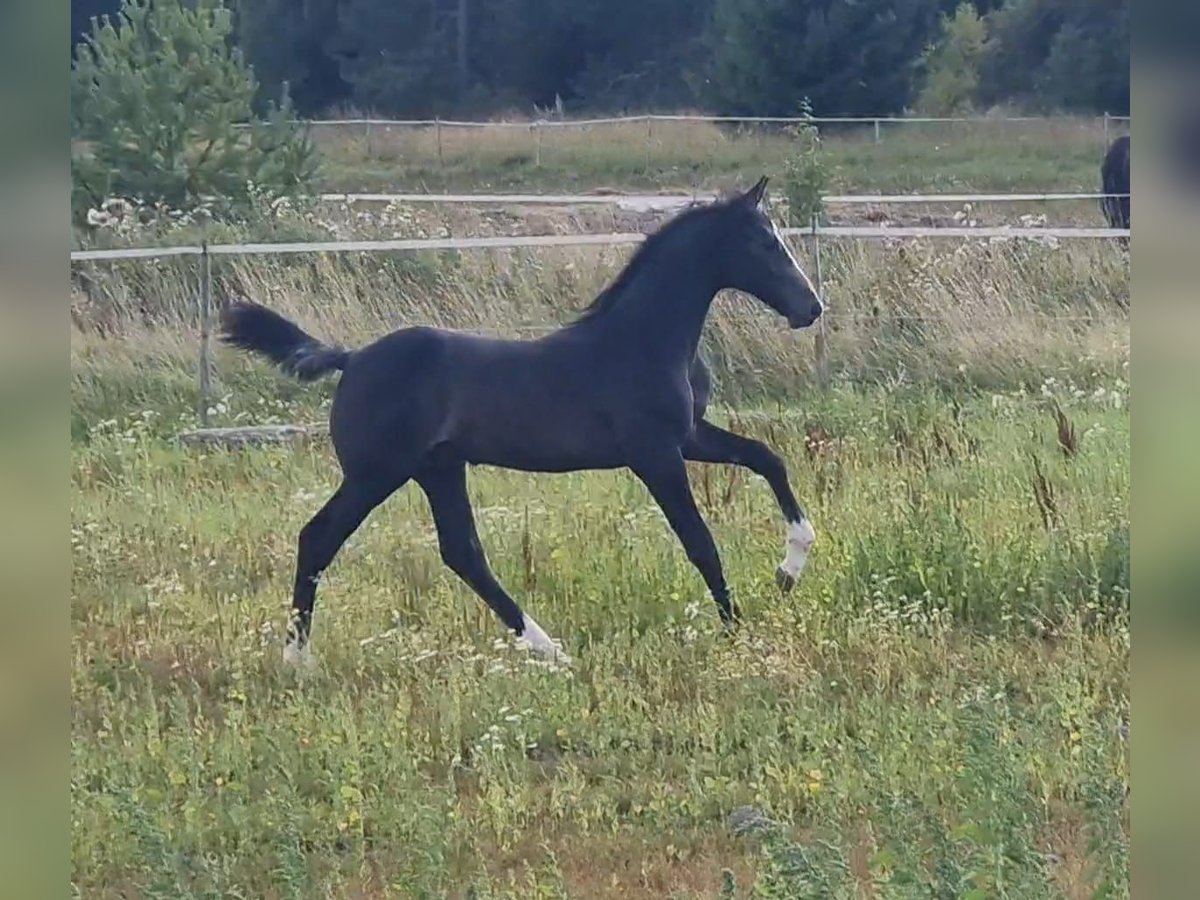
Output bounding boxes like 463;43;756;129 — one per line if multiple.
629;448;738;625
682;419;816;593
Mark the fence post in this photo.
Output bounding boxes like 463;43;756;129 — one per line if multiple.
1102;111;1109;144
435;117;444;167
532;121;542;167
197;241;213;427
645;117;653;172
365;119;374;159
874;118;881;143
810;214;829;387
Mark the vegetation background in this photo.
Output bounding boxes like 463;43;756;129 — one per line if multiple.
71;0;1129;122
69;1;1130;896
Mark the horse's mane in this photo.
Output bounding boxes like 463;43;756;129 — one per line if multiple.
570;198;728;324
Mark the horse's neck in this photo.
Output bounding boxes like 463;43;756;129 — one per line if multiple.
609;247;718;365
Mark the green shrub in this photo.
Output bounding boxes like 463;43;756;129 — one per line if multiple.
916;3;988;116
71;0;319;227
779;100;827;227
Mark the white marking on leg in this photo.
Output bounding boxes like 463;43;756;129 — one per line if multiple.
772;220;819;296
282;640;315;670
779;517;817;579
517;613;572;665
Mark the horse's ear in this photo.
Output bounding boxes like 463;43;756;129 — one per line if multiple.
741;175;769;208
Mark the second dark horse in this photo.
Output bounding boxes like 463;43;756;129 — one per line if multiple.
1101;133;1130;232
220;177;823;666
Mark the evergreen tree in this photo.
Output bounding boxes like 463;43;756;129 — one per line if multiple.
71;0;120;50
74;0;1129;124
978;0;1129;114
233;0;348;115
71;0;319;223
706;0;943;117
332;0;463;116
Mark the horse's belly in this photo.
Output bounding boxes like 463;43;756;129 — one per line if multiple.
466;447;626;474
449;398;624;472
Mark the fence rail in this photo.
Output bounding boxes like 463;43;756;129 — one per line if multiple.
265;112;1131;129
69;223;1130;263
316;191;717;206
313;190;1128;207
823;192;1128;205
71;217;1129;428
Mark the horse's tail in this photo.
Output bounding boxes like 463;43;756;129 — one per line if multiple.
219;300;351;381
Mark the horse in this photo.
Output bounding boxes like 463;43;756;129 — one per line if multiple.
1100;133;1130;232
219;176;824;667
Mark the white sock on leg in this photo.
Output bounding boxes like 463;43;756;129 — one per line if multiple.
517;613;572;665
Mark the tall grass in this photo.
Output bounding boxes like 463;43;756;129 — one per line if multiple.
70;124;1129;897
71;375;1129;896
71;215;1129;433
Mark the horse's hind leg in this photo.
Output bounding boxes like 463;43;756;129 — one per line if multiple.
416;460;570;663
683;420;816;594
286;474;402;665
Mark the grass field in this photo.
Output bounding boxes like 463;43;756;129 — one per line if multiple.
71;381;1130;898
71;116;1130;897
314;115;1121;196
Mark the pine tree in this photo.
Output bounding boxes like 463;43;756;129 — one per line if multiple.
977;0;1129;114
706;0;942;117
71;0;319;224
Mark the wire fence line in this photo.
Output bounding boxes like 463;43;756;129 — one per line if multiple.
71;220;1129;429
70;222;1130;263
817;192;1128;205
281;111;1131;162
316;191;719;206
257;111;1131;129
312;190;1129;207
506;309;1112;335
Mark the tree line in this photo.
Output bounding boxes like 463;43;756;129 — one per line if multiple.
72;0;1129;120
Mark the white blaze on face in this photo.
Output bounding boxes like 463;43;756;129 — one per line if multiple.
518;613;572;665
779;517;817;579
770;219;819;297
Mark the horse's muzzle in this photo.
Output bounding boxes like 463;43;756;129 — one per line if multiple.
788;304;823;329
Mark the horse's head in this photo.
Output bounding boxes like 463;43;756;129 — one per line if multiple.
714;176;823;329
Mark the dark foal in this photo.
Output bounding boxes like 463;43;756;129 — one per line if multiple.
220;176;823;666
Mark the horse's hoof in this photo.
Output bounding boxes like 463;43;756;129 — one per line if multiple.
719;608;741;635
776;566;796;594
282;641;316;671
516;614;573;668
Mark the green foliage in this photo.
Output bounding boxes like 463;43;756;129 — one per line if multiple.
979;0;1130;114
917;2;989;115
779;101;827;227
71;0;319;225
78;0;1130;127
233;0;345;114
332;0;462;116
707;0;943;117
